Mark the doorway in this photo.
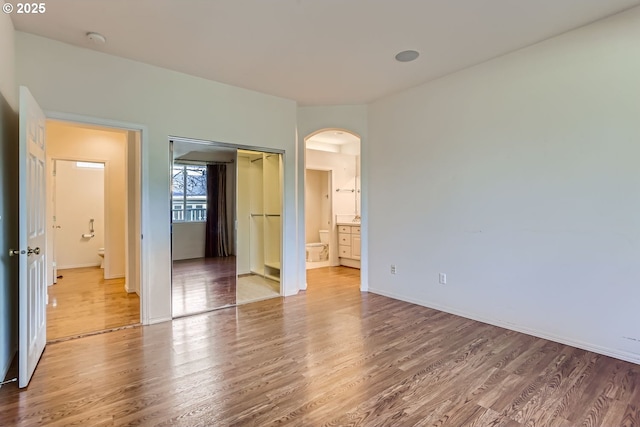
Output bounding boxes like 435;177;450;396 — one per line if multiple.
304;129;361;282
45;120;142;340
170;139;283;318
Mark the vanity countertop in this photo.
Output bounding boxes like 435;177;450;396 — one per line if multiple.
337;222;361;226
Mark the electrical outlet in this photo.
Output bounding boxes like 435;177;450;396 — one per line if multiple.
390;264;397;275
439;273;447;285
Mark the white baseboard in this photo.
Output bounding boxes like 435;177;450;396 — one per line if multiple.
369;288;640;366
148;316;172;325
57;263;101;270
1;347;17;387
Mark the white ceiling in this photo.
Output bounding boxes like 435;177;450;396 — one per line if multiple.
11;0;640;105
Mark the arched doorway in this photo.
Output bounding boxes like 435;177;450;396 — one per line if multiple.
304;129;361;285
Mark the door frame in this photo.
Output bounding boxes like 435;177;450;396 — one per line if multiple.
303;128;366;291
46;111;150;324
50;157;107;275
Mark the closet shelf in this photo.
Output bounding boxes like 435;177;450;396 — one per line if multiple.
264;261;280;270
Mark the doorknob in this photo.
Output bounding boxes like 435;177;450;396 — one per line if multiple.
27;247;41;256
9;249;25;256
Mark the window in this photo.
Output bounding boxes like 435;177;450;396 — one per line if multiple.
76;161;105;169
172;164;207;222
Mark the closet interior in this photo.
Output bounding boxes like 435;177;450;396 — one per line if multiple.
238;149;282;283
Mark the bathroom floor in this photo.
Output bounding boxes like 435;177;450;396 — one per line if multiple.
47;266;140;341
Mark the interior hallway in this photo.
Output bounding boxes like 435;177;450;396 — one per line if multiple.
47;267;140;341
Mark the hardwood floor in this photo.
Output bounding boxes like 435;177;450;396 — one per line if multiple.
172;257;237;316
47;267;140;341
237;274;280;304
172;257;282;316
2;266;639;426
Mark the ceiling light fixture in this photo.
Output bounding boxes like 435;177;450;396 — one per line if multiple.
86;32;107;45
395;50;419;62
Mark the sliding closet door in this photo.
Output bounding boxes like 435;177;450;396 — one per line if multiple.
170;140;237;317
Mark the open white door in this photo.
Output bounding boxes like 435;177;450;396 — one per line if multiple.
18;86;47;388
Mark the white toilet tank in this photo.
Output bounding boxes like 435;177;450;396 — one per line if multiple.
319;230;329;244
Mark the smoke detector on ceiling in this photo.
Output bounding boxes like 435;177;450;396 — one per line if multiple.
86;32;107;45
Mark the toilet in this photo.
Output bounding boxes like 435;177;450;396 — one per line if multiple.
98;248;105;268
306;230;329;262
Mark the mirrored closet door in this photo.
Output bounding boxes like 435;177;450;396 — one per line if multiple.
170;140;283;318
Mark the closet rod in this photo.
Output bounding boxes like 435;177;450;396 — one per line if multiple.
251;157;264;163
175;159;234;165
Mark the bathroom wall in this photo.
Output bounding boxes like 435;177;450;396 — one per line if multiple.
305;169;330;243
46;121;127;281
54;160;105;269
306;149;358;217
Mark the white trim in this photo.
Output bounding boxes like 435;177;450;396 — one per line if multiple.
45;110;151;325
57;263;101;270
369;288;640;365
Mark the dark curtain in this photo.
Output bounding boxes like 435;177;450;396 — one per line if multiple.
205;164;229;257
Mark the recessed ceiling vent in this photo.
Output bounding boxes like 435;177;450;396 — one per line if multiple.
395;50;419;62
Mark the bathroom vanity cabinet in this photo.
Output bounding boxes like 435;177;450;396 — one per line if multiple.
338;224;361;269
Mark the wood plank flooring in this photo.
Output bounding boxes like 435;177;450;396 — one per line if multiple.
237;274;280;304
172;257;237;316
2;266;639;426
47;267;140;341
172;257;281;316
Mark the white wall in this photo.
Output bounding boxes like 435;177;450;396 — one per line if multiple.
54;160;104;269
237;155;251;275
296;105;369;289
46;121;127;280
306;149;358;217
16;33;298;323
369;7;640;363
172;222;206;260
0;9;17;380
125;130;141;294
305;169;329;243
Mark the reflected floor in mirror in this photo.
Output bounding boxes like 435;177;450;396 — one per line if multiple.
172;257;236;317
